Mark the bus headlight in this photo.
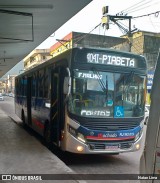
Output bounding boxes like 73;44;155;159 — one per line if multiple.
136;143;140;150
77;133;86;143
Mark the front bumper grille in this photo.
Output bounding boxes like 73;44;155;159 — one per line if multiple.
83;120;139;131
87;140;133;150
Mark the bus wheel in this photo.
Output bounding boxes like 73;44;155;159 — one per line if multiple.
44;123;52;149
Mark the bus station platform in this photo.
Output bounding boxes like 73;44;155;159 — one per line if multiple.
0;108;80;183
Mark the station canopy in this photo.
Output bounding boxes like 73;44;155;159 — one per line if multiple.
0;0;92;78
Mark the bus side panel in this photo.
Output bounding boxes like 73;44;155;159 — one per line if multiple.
15;95;22;119
31;97;50;136
26;77;32;125
30;68;51;136
15;78;27;121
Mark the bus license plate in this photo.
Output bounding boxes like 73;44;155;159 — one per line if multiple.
105;144;119;150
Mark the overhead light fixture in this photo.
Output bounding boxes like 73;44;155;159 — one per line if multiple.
0;9;34;42
0;8;32;16
0;51;13;63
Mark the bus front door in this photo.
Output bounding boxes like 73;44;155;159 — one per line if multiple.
50;68;64;146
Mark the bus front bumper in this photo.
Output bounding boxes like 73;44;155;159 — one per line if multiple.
65;132;143;154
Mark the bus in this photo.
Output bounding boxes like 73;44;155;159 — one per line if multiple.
15;47;147;154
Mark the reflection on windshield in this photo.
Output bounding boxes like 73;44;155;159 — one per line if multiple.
68;69;146;118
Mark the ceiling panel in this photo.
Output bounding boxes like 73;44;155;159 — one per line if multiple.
0;0;92;77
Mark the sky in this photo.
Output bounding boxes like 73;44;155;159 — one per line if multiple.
1;60;24;80
37;0;160;49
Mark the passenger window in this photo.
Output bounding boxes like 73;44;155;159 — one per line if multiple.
44;68;49;98
32;74;36;97
38;69;44;97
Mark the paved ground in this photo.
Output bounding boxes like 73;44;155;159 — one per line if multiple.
0;108;82;183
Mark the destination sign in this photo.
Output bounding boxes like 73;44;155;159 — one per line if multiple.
73;48;147;69
87;53;135;67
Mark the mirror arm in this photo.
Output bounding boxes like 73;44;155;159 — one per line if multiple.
66;67;71;77
63;67;71;105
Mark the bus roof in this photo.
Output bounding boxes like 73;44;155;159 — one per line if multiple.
17;47;146;78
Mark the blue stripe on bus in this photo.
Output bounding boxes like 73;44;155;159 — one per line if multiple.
78;125;141;138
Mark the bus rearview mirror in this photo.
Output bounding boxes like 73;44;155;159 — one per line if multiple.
63;77;71;95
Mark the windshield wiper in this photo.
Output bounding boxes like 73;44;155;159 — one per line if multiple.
123;71;135;92
91;67;107;93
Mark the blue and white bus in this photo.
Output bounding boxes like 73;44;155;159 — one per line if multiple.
15;47;147;154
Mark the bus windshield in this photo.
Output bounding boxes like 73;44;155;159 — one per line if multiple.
68;69;146;118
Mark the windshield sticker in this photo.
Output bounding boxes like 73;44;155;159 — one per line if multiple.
107;99;113;106
76;72;102;79
87;53;135;67
81;109;110;117
114;106;124;118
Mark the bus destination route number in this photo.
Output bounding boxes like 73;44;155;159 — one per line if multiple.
87;53;135;68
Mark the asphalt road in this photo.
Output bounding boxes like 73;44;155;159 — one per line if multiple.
0;96;147;183
0;96;15;115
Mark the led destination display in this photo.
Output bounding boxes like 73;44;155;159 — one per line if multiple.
87;53;135;67
73;48;147;69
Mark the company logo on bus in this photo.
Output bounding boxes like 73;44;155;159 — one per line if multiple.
90;131;94;136
77;72;102;79
98;133;117;138
119;132;134;137
81;109;110;117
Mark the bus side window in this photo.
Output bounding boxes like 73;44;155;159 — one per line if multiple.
38;69;44;98
23;77;27;97
16;79;19;95
44;68;49;98
20;78;23;96
32;74;36;97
